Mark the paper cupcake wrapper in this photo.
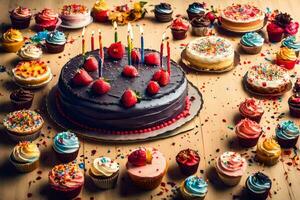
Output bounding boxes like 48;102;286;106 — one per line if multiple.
90;171;119;189
6;130;40;142
53;147;79;163
9;156;39;173
216;170;242;186
256;153;280;166
50;184;83;199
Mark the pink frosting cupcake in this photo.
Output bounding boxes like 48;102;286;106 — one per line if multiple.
215;151;247;186
10;6;32;29
239;98;264;123
235;118;262;148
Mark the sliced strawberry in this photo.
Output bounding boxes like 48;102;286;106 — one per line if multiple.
147;81;160;95
158;70;170;86
122;65;138;78
84;56;98;72
131;49;141;64
72;69;93;86
121;89;140;108
144;52;160;66
108;42;125;60
92;78;111;95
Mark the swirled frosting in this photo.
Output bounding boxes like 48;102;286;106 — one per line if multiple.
53;132;79;154
17;44;42;60
171;17;190;30
49;162;84;190
90;157;119;177
241;32;264;47
191;15;210;27
246;172;271;194
10;88;34;103
187;3;205;14
239;98;264;118
11;141;40;163
93;0;108;12
236;118;262;139
216;151;247;177
2;28;23;43
35;8;58;25
282;36;300;51
276;120;300;140
46;30;66;45
277;47;297;61
176;149;200;166
289;94;300;109
257;138;281;158
10;6;32;19
155;3;172;14
182;175;208;197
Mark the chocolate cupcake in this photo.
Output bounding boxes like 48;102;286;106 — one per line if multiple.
245;172;272;200
154;3;173;22
176;149;200;175
10;88;34;110
191;15;210;36
171;17;190;40
289;93;300;117
46;30;66;53
293;78;300;93
186;2;205;20
275;120;300;148
9;6;32;29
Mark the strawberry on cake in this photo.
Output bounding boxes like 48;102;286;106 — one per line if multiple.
60;4;92;27
220;4;265;32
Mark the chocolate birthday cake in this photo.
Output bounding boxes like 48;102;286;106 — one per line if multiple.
57;46;189;132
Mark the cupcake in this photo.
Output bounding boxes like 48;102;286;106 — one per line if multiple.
176;149;200;176
191;15;210;36
1;28;24;53
17;43;42;60
274;12;298;37
35;8;60;31
89;157;119;189
288;94;300;117
9;141;40;173
215;151;247;186
10;88;34;110
53;132;80;163
186;2;205;20
92;0;109;22
2;110;44;142
180;175;208;200
154;3;173;22
275;120;300;148
48;162;84;199
282;36;300;57
276;47;297;70
256;138;281;166
245;172;272;200
240;32;264;54
267;22;284;43
293;78;300;93
126;147;167;190
235;118;262;148
45;30;66;53
9;6;32;29
239;98;264;123
170;17;190;40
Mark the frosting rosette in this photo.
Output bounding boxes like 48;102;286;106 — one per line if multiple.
246;172;271;194
53;132;79;154
236;118;262;139
49;162;84;190
282;36;300;52
11;141;40;163
277;47;297;61
17;44;42;60
10;6;32;19
182;175;208;197
187;3;205;14
154;3;172;14
90;157;119;177
35;8;58;25
241;32;264;47
239;98;264;118
46;30;66;45
2;28;23;43
276;120;300;140
216;151;247;177
257;138;281;157
171;17;189;31
285;22;299;36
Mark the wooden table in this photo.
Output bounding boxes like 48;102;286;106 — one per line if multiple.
0;0;300;199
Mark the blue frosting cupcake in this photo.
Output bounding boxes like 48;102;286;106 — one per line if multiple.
276;120;300;148
180;175;208;200
187;2;205;20
282;36;300;56
240;32;264;54
46;30;66;53
246;172;272;200
154;3;173;22
53;131;80;162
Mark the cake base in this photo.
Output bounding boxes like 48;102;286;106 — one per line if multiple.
181;50;240;73
13;74;53;89
60;16;93;29
46;81;203;143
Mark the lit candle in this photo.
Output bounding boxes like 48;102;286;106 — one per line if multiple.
129;23;134;50
82;27;85;55
113;21;118;43
91;31;95;51
167;40;171;75
127;24;131;65
98;29;103;60
160;32;165;68
140;25;144;64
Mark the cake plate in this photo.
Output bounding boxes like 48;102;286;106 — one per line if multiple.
181;50;240;73
46;81;203;143
60;16;93;29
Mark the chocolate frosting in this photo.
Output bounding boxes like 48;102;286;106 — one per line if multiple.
10;89;34;102
191;15;210;27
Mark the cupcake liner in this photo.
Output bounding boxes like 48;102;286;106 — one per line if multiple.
192;27;208;37
128;172;165;190
9;156;39;173
245;178;271;200
11;99;33;110
50;184;83;199
2;41;24;53
238;136;260;148
154;11;173;22
268;31;283;43
46;42;65;53
216;170;242;186
171;29;188;40
53;147;79;163
276;58;296;70
90;170;119;189
177;161;199;176
35;18;61;32
10;16;31;29
276;136;299;148
180;181;206;200
239;112;262;123
6;130;40;142
289;105;300;117
256;154;279;166
92;10;109;22
241;43;262;55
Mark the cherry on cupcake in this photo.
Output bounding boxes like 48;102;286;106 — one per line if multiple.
84;56;98;72
108;42;125;60
122;65;138;77
144;52;160;66
121;89;140;108
92;78;111;95
72;69;93;86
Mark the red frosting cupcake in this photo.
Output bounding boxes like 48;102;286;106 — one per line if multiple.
288;94;300;117
235;118;262;148
9;6;32;29
170;17;189;40
267;22;284;43
176;149;200;175
35;8;60;31
239;98;264;123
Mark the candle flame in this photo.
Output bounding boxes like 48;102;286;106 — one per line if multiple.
92;31;94;36
139;25;144;34
98;29;101;35
162;32;166;41
82;27;85;37
113;21;117;30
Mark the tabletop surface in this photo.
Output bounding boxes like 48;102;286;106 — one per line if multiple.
0;0;300;200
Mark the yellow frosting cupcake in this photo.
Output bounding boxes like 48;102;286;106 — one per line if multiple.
256;138;281;166
2;28;24;52
277;47;297;61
